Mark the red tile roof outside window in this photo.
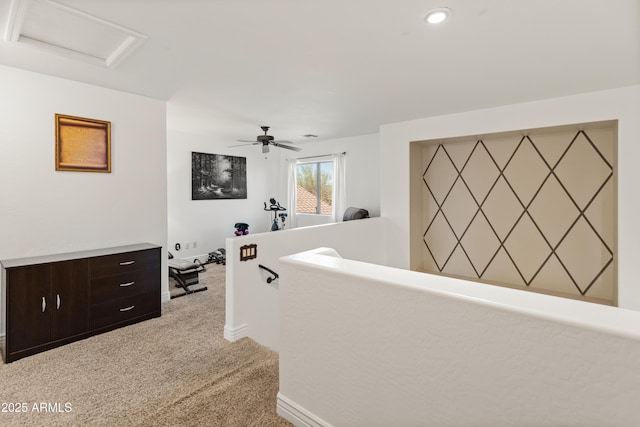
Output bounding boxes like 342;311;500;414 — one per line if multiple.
296;185;332;214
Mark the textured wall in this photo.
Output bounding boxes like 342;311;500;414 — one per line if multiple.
380;85;640;310
167;128;279;263
279;249;640;427
225;217;388;351
0;65;169;299
274;133;381;228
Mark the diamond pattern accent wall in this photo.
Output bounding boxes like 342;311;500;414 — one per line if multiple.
421;126;615;303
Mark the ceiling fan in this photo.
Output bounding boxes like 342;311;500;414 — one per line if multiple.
233;126;301;154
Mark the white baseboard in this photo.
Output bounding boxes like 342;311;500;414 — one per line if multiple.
277;392;332;427
223;323;248;342
161;290;172;303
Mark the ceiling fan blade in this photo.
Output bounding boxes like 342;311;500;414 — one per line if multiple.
236;139;259;143
239;126;299;153
229;142;259;147
273;142;301;152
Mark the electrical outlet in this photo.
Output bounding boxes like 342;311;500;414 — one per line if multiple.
193;241;197;248
186;242;190;249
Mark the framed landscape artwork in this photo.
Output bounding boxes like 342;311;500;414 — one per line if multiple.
192;152;247;200
55;114;111;173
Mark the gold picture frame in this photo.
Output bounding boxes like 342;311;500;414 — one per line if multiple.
55;114;111;173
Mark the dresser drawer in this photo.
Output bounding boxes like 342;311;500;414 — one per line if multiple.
90;292;159;330
90;249;160;278
90;269;156;304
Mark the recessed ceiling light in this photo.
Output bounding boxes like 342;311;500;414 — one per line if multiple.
424;7;452;24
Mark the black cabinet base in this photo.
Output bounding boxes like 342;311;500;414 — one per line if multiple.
1;244;161;363
5;310;161;363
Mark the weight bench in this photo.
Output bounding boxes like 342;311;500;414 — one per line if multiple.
168;258;207;299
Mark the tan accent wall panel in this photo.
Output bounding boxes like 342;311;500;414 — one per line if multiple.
413;121;616;305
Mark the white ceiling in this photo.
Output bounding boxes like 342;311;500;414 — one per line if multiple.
1;0;639;143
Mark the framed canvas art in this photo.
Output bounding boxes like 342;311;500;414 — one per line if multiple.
192;152;247;200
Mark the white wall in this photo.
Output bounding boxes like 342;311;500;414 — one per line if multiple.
380;85;640;310
0;66;169;297
276;133;380;228
224;217;388;351
278;248;640;427
166;130;278;261
166;131;381;260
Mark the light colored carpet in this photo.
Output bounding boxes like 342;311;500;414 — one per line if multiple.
0;263;292;427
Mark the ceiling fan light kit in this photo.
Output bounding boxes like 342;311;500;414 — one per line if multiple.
233;126;301;154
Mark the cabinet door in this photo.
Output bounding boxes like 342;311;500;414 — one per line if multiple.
51;259;88;341
7;264;52;353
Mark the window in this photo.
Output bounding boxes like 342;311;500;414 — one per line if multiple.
296;161;334;214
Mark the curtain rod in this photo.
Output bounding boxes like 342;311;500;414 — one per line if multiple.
294;151;346;161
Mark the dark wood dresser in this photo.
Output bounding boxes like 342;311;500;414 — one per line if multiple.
1;243;161;363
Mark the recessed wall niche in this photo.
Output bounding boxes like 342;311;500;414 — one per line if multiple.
409;121;617;305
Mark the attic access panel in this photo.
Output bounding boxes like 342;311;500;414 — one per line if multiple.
4;0;147;68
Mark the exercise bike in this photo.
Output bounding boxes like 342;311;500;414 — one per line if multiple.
264;198;287;231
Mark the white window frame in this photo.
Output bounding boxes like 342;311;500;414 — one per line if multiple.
296;159;334;215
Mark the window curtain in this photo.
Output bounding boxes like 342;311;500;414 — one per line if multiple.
332;152;347;222
286;158;298;229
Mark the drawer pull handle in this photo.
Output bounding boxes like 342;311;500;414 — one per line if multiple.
57;294;61;310
42;296;46;313
120;305;135;312
119;261;135;266
120;281;135;287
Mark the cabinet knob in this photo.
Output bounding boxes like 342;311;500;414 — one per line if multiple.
57;294;61;310
119;305;135;312
41;296;46;313
119;281;135;287
119;261;135;266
